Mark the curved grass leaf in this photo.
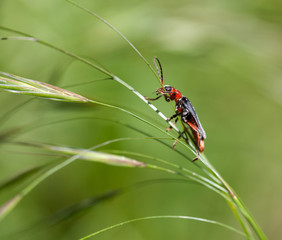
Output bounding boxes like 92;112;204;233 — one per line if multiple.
80;215;244;239
66;0;159;81
0;27;113;77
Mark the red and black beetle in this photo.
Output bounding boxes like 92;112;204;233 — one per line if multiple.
146;57;206;161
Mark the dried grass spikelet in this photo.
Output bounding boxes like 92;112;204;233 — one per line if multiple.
0;72;90;103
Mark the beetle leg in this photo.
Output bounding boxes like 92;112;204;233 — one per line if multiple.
172;130;189;149
164;94;171;102
167;112;180;121
145;95;162;101
166;112;180;131
173;134;182;149
166;117;178;132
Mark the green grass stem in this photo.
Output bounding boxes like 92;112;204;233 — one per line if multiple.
80;215;245;239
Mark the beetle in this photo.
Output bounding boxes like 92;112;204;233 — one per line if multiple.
145;57;206;161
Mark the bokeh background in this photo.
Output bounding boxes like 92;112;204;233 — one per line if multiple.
0;0;281;239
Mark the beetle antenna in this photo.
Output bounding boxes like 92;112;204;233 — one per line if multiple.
153;57;163;85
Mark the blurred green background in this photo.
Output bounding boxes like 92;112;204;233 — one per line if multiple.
0;0;282;239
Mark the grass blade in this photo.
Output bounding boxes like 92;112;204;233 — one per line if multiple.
0;27;113;77
80;215;245;239
66;0;159;80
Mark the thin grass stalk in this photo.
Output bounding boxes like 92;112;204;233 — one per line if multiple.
80;215;245;239
66;0;160;81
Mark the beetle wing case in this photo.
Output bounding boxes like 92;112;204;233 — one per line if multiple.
179;97;206;139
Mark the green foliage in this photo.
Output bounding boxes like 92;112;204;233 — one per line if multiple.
0;0;281;239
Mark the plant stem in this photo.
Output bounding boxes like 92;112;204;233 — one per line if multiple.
199;155;267;240
80;215;245;239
